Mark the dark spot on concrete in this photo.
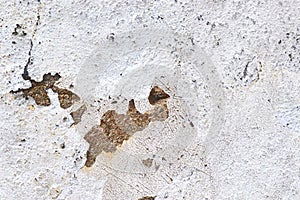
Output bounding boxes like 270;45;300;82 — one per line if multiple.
197;15;203;21
12;24;22;35
189;37;195;45
21;31;27;36
189;121;194;127
84;86;170;167
138;196;156;200
70;105;87;125
60;142;65;149
107;33;115;42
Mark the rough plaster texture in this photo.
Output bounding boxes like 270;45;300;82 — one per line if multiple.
1;0;300;199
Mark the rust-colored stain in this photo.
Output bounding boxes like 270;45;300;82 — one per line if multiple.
84;86;170;167
11;73;79;109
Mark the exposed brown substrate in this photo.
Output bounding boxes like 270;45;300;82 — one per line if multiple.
11;73;79;109
52;86;80;109
100;110;131;145
84;86;170;167
148;86;170;105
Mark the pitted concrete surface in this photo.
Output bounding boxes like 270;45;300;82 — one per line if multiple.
1;0;300;199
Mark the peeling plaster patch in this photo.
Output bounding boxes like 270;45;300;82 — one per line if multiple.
1;1;300;199
70;105;87;125
84;86;170;167
11;73;79;109
84;125;117;167
75;27;224;199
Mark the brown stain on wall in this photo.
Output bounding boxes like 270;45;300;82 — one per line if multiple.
84;86;170;167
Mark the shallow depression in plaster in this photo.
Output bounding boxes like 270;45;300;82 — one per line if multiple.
75;27;225;198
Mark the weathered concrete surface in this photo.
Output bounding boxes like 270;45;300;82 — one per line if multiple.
1;0;300;199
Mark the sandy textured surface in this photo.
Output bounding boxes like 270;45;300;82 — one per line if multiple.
1;0;300;199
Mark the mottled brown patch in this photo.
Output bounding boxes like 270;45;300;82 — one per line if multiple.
101;110;131;145
148;86;170;105
84;86;170;167
52;86;80;109
11;73;79;109
70;105;87;125
22;85;51;106
84;125;117;167
128;100;151;128
142;158;153;168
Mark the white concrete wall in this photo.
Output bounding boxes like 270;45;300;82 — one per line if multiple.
1;0;300;199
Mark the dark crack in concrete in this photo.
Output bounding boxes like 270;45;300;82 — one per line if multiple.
11;7;80;109
20;7;41;80
22;39;33;81
84;86;170;167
